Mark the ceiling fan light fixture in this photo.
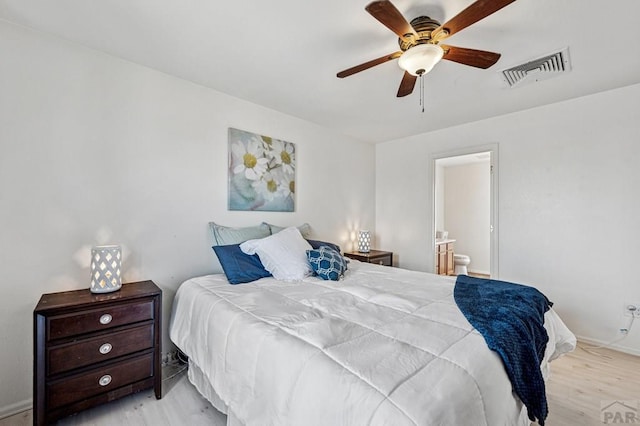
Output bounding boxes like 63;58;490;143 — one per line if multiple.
398;44;444;76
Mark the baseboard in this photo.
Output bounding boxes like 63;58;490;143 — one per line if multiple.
576;335;640;357
0;399;31;420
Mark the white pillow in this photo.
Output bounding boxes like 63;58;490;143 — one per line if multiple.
240;227;313;281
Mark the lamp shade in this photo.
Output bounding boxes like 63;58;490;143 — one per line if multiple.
357;230;371;253
90;245;122;293
398;44;444;76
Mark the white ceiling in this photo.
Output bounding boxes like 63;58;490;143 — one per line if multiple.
2;0;640;143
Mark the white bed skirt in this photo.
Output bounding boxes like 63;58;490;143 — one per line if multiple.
188;359;247;426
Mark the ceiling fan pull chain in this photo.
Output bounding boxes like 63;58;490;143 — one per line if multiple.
420;74;425;113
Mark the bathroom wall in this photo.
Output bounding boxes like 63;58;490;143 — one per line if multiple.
434;163;445;233
443;161;491;275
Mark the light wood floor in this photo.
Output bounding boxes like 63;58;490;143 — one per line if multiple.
543;343;640;425
2;343;639;425
467;271;491;279
1;364;226;426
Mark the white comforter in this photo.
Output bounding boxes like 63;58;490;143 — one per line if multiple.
169;261;576;426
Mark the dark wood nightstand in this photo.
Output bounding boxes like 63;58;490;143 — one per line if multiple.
344;250;393;266
33;280;162;426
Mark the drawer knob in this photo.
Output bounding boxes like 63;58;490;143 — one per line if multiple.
99;343;113;354
98;374;112;387
99;314;112;325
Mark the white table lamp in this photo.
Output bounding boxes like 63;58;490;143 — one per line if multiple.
357;230;371;253
90;245;122;293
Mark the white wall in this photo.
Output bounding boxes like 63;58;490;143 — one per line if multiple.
376;83;640;356
0;21;375;416
444;162;491;274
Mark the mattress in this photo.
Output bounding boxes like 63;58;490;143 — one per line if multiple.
169;260;576;425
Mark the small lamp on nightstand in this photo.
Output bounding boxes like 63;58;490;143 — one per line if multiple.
90;245;122;293
357;230;371;253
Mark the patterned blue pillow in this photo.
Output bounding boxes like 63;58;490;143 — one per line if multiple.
306;246;347;281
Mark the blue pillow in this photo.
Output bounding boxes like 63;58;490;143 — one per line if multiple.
306;239;341;254
212;244;271;284
306;246;347;281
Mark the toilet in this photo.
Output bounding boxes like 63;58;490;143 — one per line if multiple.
454;254;471;275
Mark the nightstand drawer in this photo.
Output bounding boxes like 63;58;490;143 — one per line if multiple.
344;250;393;267
48;324;154;375
47;352;154;409
47;299;154;340
370;255;392;266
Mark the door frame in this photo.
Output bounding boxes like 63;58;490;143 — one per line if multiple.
429;143;499;277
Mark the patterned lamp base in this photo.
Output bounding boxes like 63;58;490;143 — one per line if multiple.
357;230;371;253
90;245;122;293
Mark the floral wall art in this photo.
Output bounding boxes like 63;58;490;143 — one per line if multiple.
228;128;296;211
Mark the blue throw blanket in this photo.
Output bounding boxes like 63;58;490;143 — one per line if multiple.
454;275;552;426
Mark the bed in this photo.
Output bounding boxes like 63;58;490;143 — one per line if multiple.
169;256;576;426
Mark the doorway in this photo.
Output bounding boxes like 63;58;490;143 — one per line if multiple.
432;145;498;277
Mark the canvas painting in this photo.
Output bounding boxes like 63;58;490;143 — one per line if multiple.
228;128;296;212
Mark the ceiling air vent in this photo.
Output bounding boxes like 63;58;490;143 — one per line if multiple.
500;47;571;88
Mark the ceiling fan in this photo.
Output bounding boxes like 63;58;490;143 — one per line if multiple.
337;0;518;98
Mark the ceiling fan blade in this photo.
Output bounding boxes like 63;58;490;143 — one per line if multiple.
365;0;417;42
432;0;517;40
337;51;402;78
397;71;417;97
441;45;501;69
